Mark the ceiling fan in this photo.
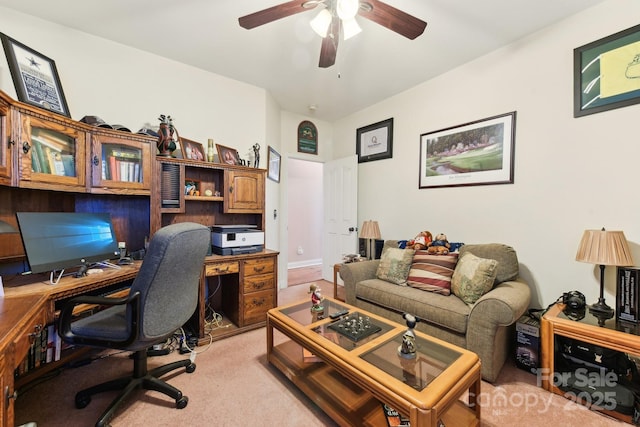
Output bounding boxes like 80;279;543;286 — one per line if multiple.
238;0;427;68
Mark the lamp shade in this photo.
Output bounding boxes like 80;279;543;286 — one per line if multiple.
575;229;634;266
0;220;17;234
359;220;381;240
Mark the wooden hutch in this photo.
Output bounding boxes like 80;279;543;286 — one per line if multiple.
0;90;277;425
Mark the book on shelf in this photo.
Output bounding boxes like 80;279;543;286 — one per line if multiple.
617;267;640;323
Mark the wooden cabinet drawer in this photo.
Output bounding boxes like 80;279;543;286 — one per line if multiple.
243;273;275;294
205;261;239;276
13;311;46;363
244;258;274;277
243;289;274;325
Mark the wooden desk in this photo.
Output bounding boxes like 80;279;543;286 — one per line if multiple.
0;294;48;427
3;262;141;326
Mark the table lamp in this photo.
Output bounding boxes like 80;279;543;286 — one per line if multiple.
575;228;634;318
360;220;381;260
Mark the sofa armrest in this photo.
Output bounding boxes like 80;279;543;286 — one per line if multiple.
467;278;531;382
339;260;380;304
469;278;531;326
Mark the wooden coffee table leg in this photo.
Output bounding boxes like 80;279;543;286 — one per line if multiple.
469;363;482;419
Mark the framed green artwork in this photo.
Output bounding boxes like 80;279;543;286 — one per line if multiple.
297;121;317;155
574;24;640;117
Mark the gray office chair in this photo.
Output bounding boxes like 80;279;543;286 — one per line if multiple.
58;222;210;427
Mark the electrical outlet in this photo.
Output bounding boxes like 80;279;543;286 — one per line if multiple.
297;246;304;255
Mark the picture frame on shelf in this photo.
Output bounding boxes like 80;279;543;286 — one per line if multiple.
216;143;239;165
0;33;71;117
356;118;393;163
181;138;205;161
574;23;640;117
267;145;281;183
419;111;516;189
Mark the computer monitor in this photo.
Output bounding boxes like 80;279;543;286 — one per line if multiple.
16;212;120;278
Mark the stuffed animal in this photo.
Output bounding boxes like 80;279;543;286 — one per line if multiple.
406;231;432;250
427;233;451;255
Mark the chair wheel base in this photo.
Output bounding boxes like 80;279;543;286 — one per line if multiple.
176;395;189;409
186;363;196;373
75;392;91;409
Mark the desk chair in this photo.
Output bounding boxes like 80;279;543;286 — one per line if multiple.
58;222;210;427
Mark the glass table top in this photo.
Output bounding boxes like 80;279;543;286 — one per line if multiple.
559;306;640;335
360;334;462;391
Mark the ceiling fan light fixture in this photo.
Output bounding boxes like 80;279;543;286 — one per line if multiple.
342;17;361;40
337;0;359;20
310;8;332;37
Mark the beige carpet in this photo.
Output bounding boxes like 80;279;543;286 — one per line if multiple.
14;282;627;427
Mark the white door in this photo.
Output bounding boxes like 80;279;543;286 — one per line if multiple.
322;155;358;281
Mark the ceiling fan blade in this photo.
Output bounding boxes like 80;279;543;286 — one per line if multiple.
319;15;341;68
239;0;313;29
359;0;427;40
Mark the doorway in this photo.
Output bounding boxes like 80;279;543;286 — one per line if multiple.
286;158;323;282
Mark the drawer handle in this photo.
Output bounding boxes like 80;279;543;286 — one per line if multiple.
253;266;265;273
253;281;266;290
253;297;266;306
5;386;17;406
215;266;230;273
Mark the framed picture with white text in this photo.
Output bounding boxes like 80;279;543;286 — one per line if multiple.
1;33;70;117
356;118;393;163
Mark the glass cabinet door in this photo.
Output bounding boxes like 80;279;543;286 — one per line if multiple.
90;132;151;194
0;104;10;185
17;111;86;191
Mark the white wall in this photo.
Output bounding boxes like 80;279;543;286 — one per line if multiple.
333;0;640;309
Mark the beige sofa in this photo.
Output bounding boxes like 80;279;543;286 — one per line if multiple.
339;241;531;382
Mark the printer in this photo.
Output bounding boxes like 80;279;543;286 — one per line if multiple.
211;225;264;255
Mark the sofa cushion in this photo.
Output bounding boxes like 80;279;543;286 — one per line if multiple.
459;243;518;284
355;278;470;334
452;253;498;304
406;251;458;295
376;247;415;285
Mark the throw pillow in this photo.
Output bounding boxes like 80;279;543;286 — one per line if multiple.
376;247;415;285
406;251;459;295
451;252;498;304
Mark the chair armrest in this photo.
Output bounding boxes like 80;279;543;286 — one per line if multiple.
58;291;141;347
339;260;380;304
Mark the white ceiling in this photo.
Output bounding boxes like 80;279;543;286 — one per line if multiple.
0;0;604;121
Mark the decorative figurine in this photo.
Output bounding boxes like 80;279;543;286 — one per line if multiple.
398;313;420;359
252;143;260;168
309;283;324;312
157;114;178;157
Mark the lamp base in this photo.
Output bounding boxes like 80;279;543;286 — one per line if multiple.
588;297;614;319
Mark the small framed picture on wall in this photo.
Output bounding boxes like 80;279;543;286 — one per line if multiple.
267;146;281;183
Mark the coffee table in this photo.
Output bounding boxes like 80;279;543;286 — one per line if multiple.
267;297;481;427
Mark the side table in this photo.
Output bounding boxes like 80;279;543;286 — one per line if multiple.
541;302;640;424
333;264;345;302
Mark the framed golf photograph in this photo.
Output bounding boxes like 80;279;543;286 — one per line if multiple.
419;112;516;189
0;33;71;117
181;138;205;161
574;23;640;117
267;145;281;183
356;118;393;163
216;143;239;165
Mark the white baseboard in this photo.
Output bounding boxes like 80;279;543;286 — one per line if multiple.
287;259;322;270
